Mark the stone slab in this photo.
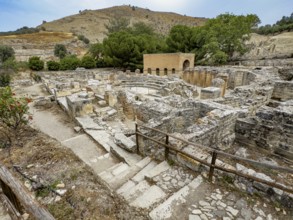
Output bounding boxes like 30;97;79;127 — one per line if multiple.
114;132;137;152
130;185;167;208
145;161;170;180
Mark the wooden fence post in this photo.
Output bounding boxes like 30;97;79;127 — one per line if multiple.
209;151;218;182
165;135;169;160
135;123;139;154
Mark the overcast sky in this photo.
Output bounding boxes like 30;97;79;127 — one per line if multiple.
0;0;292;31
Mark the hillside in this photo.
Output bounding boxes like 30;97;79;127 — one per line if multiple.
38;5;207;43
0;32;87;61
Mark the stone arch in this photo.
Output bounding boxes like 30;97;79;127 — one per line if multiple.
164;68;168;75
172;68;176;74
183;60;190;70
147;68;152;74
156;68;160;76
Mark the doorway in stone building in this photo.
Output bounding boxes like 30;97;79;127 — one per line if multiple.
183;60;190;70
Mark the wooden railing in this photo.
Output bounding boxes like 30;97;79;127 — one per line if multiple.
0;162;55;220
135;123;293;194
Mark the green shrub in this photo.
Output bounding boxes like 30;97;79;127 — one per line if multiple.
54;44;67;59
28;56;44;71
1;58;29;72
0;70;12;87
78;35;90;44
0;45;15;63
80;56;95;69
60;55;80;70
47;60;60;71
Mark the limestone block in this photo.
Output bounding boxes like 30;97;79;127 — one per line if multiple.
200;87;221;99
114;132;136;152
98;100;107;107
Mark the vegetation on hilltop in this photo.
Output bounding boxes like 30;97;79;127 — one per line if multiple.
255;12;293;35
0;26;41;36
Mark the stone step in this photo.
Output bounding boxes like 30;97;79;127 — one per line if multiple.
109;141;142;166
130;185;167;209
116;180;136;195
145;161;171;181
109;157;154;190
121;180;151;202
132;161;158;183
149;176;203;220
98;162;124;181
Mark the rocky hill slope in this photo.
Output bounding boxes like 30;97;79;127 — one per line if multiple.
0;32;87;61
38;5;207;43
241;32;293;60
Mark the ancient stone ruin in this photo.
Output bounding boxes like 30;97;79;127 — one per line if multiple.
10;63;293;219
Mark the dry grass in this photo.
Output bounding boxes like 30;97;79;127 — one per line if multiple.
0;32;74;44
0;127;148;220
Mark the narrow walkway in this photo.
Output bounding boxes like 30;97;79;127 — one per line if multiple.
22;84;119;174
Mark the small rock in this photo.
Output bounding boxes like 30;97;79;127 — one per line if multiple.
189;214;201;220
22;213;30;220
255;217;263;220
192;209;202;215
267;214;273;220
74;126;81;132
226;206;239;216
27;164;34;168
253;207;265;217
216;194;223;200
72;185;76;190
283;210;286;215
54;196;62;202
275;207;281;212
223;217;231;220
56;183;65;188
200;214;208;220
56;189;67;195
199;201;210;207
24;181;32;191
86;197;91;203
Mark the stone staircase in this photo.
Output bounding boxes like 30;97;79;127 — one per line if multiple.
98;154;204;217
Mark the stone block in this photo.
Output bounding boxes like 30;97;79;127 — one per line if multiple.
114;132;136;152
200;87;221;99
98;100;107;107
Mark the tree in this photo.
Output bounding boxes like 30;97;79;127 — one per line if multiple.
103;31;160;70
47;60;60;71
54;44;67;59
105;17;130;34
0;45;15;63
88;43;104;60
166;25;195;52
165;13;260;65
130;22;155;36
80;56;96;69
28;56;44;71
60;55;80;70
0;87;31;148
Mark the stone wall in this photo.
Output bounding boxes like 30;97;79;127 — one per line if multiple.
272;81;293;101
235;106;293;160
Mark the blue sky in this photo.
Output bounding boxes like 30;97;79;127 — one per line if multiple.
0;0;292;31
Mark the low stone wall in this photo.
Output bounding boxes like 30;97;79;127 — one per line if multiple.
235;106;293;160
272;81;293;101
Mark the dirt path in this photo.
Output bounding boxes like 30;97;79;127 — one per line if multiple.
18;83;119;174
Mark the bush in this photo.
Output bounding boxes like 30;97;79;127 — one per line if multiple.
1;58;29;72
0;87;31;147
28;56;44;71
78;35;90;44
80;56;95;69
0;45;15;63
54;44;67;59
47;60;60;71
60;55;80;70
0;70;12;87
